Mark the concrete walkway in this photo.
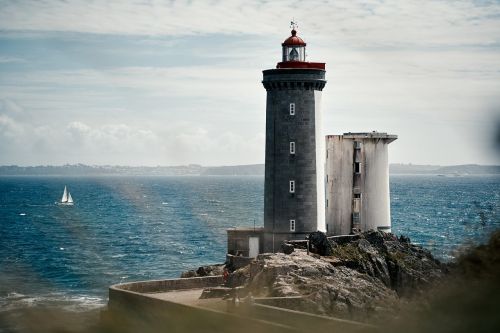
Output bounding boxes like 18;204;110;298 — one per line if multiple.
148;289;228;312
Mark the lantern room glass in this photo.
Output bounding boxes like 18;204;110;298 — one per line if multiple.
282;45;306;62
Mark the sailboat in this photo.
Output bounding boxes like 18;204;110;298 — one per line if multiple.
60;186;74;206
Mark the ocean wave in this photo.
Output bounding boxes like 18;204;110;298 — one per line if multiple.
0;292;106;313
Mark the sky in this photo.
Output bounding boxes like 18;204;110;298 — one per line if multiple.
0;0;499;166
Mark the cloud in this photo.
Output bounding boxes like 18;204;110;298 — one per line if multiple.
0;1;499;48
0;114;23;138
0;1;499;165
0;116;265;166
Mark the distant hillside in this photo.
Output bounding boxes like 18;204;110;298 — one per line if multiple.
203;163;500;176
390;164;500;175
201;164;264;176
0;164;203;176
0;163;498;176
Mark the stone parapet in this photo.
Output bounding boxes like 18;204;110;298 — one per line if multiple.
111;276;223;294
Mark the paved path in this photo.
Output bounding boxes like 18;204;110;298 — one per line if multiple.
148;289;228;312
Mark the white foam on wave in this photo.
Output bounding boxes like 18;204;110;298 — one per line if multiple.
0;292;106;313
6;292;26;299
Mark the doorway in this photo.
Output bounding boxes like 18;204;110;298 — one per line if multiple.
248;237;260;258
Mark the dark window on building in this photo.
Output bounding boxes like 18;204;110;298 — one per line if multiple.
353;212;360;222
354;162;361;174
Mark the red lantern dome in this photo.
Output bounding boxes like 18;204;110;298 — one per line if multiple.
282;29;306;46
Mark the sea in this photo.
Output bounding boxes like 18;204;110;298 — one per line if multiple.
0;175;499;330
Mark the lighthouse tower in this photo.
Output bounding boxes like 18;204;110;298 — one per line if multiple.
262;28;327;252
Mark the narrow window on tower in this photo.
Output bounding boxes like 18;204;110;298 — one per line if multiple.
289;180;295;193
290;219;296;232
289;103;295;115
354;162;361;174
290;141;295;154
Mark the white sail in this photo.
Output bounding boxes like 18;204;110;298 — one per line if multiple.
61;186;68;203
67;192;73;204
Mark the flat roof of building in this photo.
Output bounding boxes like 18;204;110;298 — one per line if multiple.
326;131;397;143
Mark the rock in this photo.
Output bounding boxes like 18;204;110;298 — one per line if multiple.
357;238;377;255
282;243;295;254
180;270;197;278
225;230;447;323
239;250;399;322
180;264;225;278
308;231;335;256
399;235;411;243
226;254;254;271
326;230;447;297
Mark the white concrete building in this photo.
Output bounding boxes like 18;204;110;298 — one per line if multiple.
325;132;397;236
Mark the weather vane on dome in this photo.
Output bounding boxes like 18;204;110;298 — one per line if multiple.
290;19;298;30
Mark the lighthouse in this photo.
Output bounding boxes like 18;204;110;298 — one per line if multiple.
262;27;327;252
226;26;396;257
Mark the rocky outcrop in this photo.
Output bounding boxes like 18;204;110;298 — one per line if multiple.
180;264;225;278
328;231;446;297
281;243;295;254
308;231;335;256
241;250;399;322
225;231;447;322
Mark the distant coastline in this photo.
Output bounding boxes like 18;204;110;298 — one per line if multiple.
0;163;499;176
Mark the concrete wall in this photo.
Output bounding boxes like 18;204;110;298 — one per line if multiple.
314;90;326;232
325;133;396;236
263;231;310;253
361;138;391;232
106;280;293;333
247;303;374;333
113;276;223;293
325;135;354;235
254;296;305;310
106;277;372;333
262;68;326;252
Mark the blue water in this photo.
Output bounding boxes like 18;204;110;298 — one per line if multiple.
0;175;499;312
